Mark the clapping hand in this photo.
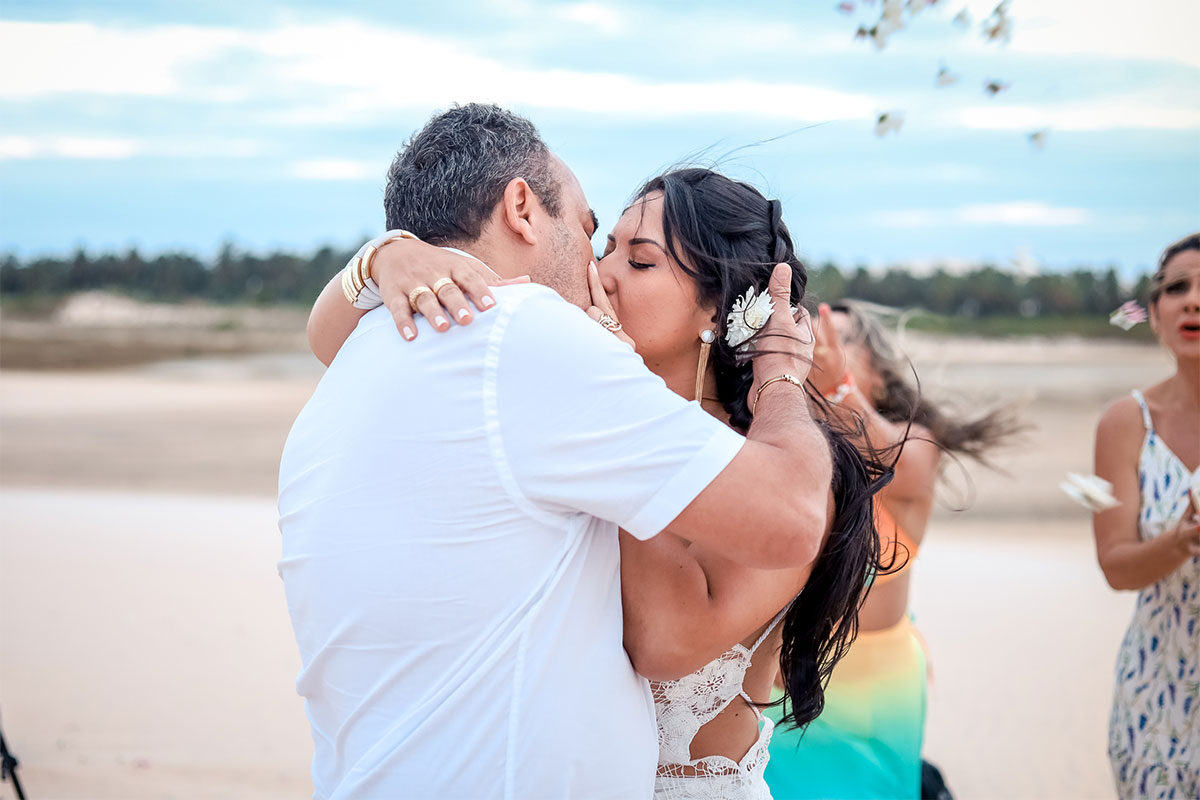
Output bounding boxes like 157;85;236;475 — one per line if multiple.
811;303;849;397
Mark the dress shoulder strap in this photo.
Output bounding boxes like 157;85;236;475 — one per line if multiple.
749;606;789;655
1130;389;1154;432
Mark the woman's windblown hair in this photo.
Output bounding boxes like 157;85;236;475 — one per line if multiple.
829;300;1025;465
779;419;891;727
631;168;892;729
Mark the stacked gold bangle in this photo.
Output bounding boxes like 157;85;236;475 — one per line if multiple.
340;255;368;304
341;230;421;304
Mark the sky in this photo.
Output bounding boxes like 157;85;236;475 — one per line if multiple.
1;0;1197;277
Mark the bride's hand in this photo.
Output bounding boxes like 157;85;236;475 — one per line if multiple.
749;263;815;401
584;261;636;350
372;239;529;341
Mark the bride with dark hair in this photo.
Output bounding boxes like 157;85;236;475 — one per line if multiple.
309;167;894;799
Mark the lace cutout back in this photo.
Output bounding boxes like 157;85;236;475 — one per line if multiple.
650;607;787;798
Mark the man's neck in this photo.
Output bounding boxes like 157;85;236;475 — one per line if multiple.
439;245;502;282
445;237;526;283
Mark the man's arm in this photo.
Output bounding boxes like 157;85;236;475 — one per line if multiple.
496;264;831;572
664;264;831;569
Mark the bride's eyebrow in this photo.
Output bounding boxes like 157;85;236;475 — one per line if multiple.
606;234;666;253
629;237;666;252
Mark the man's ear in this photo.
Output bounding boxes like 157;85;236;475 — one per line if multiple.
499;177;538;247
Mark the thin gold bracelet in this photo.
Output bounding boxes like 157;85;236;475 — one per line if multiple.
361;231;420;285
341;231;421;305
752;374;805;416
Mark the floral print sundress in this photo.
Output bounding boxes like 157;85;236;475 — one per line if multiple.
1107;390;1200;799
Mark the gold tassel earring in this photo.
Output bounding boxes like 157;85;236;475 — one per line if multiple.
695;329;716;402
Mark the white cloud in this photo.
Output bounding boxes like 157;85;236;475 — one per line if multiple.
288;159;378;181
2;11;1196;148
251;22;875;123
920;0;1200;69
0;21;243;97
873;201;1090;228
953;101;1200;132
0;135;266;161
0;19;873;124
551;3;625;34
0;136;36;159
0;135;140;160
1008;0;1200;70
959;202;1089;226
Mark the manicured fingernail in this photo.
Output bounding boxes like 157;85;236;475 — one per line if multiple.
481;296;495;308
434;315;448;328
457;308;471;320
589;261;598;274
402;326;415;340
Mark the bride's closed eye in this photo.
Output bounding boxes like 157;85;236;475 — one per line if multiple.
627;245;657;270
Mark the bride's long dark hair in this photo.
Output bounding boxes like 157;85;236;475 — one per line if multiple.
631;168;893;729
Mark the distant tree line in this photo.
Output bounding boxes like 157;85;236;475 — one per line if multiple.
0;244;352;306
806;262;1148;319
1;245;1150;319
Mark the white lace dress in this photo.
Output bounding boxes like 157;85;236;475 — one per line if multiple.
650;609;787;800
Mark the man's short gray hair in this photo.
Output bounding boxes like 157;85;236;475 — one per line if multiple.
383;103;562;245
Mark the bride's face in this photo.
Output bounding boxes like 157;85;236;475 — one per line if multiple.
596;193;716;376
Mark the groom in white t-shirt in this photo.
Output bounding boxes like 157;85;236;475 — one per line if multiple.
278;104;831;800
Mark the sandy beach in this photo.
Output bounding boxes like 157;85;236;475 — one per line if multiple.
0;326;1172;799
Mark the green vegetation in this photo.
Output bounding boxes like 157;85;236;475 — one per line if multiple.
0;247;1155;339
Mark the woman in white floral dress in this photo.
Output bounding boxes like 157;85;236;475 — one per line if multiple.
1093;233;1200;799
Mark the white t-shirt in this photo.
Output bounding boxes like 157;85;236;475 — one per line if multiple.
278;284;745;800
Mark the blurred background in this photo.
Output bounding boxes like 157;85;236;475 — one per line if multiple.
0;1;1196;798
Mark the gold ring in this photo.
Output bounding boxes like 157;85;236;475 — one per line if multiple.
431;277;456;296
408;286;434;311
597;313;623;333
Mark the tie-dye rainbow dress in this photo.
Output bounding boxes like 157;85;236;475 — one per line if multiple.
764;506;926;799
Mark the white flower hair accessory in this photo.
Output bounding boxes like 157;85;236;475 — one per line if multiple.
725;286;775;349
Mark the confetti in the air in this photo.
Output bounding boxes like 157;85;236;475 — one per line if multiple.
936;66;959;87
984;79;1011;96
982;0;1013;43
1109;301;1148;331
875;111;905;136
1061;473;1120;512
